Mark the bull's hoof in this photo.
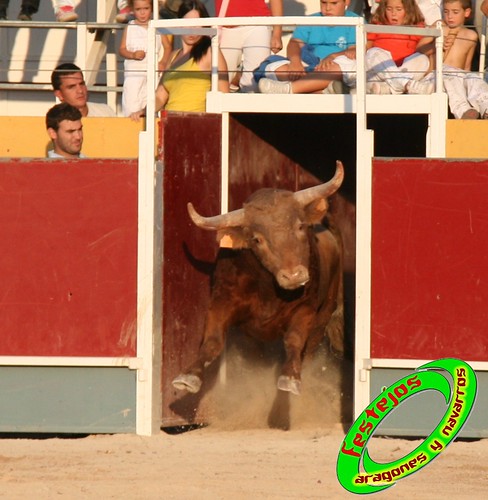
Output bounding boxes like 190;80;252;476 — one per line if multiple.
172;374;202;394
330;345;344;360
277;375;301;396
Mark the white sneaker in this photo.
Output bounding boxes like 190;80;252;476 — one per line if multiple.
366;82;392;94
56;6;78;22
258;78;292;94
407;80;435;95
322;80;348;94
385;78;406;94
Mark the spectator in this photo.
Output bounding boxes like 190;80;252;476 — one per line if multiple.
363;0;433;94
159;0;212;18
51;63;116;117
116;0;135;23
216;0;283;93
52;0;77;21
370;0;442;24
422;0;488;118
0;0;77;21
46;103;85;159
482;0;488;16
129;0;229;120
257;0;359;94
119;0;165;116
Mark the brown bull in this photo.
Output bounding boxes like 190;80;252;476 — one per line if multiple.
172;161;345;396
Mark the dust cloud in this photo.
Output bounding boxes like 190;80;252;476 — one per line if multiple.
199;333;353;431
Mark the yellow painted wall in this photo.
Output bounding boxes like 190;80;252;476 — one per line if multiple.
3;116;486;160
0;117;145;158
446;120;488;158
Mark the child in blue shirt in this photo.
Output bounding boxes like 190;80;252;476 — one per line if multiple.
257;0;360;94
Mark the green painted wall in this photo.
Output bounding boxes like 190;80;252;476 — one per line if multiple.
0;367;136;434
370;368;488;438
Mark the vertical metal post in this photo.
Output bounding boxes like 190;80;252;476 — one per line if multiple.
428;23;447;158
211;31;219;92
354;19;375;420
136;20;161;436
219;111;230;386
75;24;86;73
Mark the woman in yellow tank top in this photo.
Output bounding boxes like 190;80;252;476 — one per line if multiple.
130;0;228;119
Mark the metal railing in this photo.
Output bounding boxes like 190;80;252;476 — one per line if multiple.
0;21;125;113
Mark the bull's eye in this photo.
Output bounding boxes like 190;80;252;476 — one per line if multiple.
252;235;263;245
298;223;307;232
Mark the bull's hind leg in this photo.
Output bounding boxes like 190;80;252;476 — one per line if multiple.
303;303;344;360
325;267;344;358
306;267;344;359
325;302;344;358
172;309;229;394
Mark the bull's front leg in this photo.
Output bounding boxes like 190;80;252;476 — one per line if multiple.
172;307;231;394
277;311;314;396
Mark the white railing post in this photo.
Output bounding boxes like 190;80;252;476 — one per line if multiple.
354;18;375;420
135;18;161;436
211;30;220;92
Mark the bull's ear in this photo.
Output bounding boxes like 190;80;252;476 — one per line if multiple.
304;198;329;224
217;227;248;249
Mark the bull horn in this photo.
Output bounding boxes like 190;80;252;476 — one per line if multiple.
187;202;245;230
293;161;344;206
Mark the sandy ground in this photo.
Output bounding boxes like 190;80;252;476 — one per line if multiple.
1;425;487;499
1;352;487;500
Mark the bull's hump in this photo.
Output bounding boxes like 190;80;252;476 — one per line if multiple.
244;191;302;224
245;189;294;207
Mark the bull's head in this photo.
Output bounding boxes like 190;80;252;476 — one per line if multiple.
188;161;344;290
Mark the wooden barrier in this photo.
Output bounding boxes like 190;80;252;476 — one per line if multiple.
0;158;138;355
370;158;488;437
0;158;139;433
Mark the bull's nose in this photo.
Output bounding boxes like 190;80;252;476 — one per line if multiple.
276;266;309;289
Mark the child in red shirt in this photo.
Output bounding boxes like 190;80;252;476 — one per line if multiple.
366;0;433;94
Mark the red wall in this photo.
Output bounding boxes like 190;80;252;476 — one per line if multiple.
371;158;488;361
0;159;138;357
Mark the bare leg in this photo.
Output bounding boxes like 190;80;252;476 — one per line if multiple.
291;62;343;94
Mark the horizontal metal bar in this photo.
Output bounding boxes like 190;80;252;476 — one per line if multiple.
365;24;441;37
368;358;488;371
0;356;143;369
0;83;122;92
153;16;441;37
152;15;364;28
157;27;217;36
0;20;124;30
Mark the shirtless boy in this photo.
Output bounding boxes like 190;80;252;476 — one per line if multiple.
432;0;488;118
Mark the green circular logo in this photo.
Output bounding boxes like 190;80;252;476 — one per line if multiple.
336;358;477;494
